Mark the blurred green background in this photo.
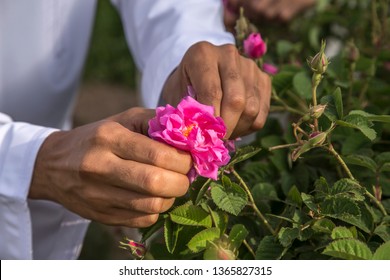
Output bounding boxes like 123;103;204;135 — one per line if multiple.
83;0;136;88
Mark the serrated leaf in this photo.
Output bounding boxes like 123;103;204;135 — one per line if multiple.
255;236;285;260
321;197;361;217
227;146;262;167
228;224;248;249
344;155;378;172
312;219;336;234
293;71;312;99
333;87;343;119
323;239;373;260
374;225;390;242
372;241;390;260
187;227;220;253
164;219;181;254
278;227;299;247
170;202;212;228
210;182;248;216
331;227;354;239
330;178;365;201
337;114;377;140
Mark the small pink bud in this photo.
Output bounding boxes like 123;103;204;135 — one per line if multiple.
243;33;267;59
263;63;278;75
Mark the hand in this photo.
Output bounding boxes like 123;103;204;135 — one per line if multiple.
29;107;192;228
223;0;315;31
162;42;271;139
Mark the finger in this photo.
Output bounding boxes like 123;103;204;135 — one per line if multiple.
88;154;190;197
185;43;223;117
218;45;246;138
230;65;261;138
77;183;175;214
251;71;271;132
106;124;192;175
91;206;161;228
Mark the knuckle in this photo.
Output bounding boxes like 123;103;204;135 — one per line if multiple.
227;94;246;111
142;171;163;195
147;147;166;167
149;198;165;214
222;44;239;57
245;100;260;119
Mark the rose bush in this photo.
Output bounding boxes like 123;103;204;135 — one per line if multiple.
122;0;390;260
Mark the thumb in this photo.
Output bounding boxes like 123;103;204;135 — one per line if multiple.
106;107;155;136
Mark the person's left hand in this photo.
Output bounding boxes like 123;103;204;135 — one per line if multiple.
162;42;271;139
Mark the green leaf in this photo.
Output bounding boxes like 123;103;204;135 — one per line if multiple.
227;146;262;167
164;219;181;254
321;197;361;217
348;110;390;123
278;227;299;247
314;177;330;194
210;210;228;234
323;239;373;260
187;227;220;253
344;155;378;173
372;241;390;260
337;114;377;140
330;178;366;201
210;182;248;216
312;219;336;234
341;131;370;155
194;177;212;205
228;224;249;249
321;95;338;121
333;87;343;119
301;193;318;213
170;202;212;228
331;227;354;239
293;71;312;99
374;225;390;242
255;236;285;260
287;185;303;207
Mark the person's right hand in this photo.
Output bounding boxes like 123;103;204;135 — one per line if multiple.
29;107;192;228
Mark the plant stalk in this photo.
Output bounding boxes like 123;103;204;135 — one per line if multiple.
232;169;276;235
243;239;256;259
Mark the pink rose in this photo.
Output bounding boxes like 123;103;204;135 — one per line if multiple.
243;33;267;59
263;63;278;75
148;96;230;181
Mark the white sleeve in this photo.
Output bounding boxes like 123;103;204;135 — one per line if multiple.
0;115;57;259
0;115;90;259
111;0;235;108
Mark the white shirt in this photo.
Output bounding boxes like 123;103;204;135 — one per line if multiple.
0;0;234;259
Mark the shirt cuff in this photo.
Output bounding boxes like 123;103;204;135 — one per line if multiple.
0;122;57;259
